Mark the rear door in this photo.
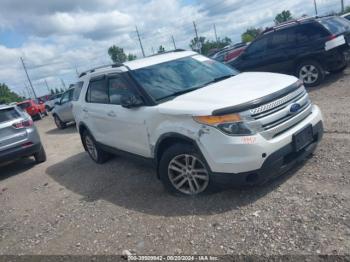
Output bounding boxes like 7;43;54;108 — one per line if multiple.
0;107;27;152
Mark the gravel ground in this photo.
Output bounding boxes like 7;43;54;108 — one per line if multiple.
0;71;349;256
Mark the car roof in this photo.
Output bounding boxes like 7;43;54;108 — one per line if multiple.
0;104;15;110
17;100;32;104
124;50;196;70
79;50;197;79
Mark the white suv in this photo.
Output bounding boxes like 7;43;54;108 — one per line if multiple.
73;50;323;195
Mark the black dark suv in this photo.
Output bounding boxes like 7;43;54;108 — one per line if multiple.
229;16;350;86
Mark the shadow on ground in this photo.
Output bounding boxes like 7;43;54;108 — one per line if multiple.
0;158;36;181
46;152;303;217
308;70;347;93
45;123;77;135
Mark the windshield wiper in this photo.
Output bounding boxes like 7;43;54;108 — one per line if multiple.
210;74;235;83
156;87;201;101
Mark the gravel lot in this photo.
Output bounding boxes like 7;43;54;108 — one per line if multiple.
0;71;349;256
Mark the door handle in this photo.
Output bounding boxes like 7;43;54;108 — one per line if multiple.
107;111;116;117
82;108;88;112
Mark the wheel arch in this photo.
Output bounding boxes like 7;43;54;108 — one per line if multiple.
78;122;94;151
294;55;326;73
154;132;208;178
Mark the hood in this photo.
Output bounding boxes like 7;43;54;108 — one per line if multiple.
157;72;298;116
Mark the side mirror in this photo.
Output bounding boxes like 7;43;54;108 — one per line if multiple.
121;94;143;108
55;101;60;106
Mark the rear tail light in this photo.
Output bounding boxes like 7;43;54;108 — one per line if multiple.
21;142;33;148
327;34;337;41
12;119;34;129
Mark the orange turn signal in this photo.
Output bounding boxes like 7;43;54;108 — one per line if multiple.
193;114;241;125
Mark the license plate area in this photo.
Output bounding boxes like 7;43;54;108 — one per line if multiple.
293;124;313;152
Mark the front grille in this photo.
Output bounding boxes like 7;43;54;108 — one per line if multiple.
246;85;312;139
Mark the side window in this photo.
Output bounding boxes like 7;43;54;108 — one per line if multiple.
60;92;70;104
269;31;288;49
295;23;329;43
108;75;134;105
72;81;84;101
86;79;108;104
246;37;268;55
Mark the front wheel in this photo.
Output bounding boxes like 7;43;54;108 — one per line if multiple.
54;115;66;129
159;143;211;196
296;60;325;87
82;131;110;164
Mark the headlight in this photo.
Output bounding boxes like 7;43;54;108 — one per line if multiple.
193;113;255;136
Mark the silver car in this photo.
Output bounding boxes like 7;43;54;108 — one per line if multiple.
52;88;76;129
0;104;46;164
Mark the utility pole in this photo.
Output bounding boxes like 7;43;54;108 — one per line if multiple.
24;82;32;98
314;0;318;16
341;0;345;13
75;66;79;77
135;26;145;57
193;21;201;53
171;35;177;50
213;24;218;43
44;79;50;93
20;57;37;99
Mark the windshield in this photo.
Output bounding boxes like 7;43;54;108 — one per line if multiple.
17;102;31;109
131;55;238;101
319;17;350;35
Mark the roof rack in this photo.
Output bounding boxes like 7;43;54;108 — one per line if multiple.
147;49;187;57
79;63;124;77
261;17;316;35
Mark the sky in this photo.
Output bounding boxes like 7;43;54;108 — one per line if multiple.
0;0;347;97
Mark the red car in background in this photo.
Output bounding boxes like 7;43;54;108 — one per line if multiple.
210;42;248;64
17;99;48;120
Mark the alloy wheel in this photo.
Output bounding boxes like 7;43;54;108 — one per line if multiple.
85;135;98;161
299;65;319;84
168;154;209;195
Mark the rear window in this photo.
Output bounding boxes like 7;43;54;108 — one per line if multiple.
319;17;350;35
17;102;31;109
72;82;84;101
0;108;20;123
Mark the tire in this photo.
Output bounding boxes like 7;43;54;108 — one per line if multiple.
158;143;212;196
36;112;43;120
296;60;325;87
54;115;66;129
82;130;110;164
34;146;47;164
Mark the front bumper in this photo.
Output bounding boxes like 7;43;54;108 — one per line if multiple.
196;104;323;185
211;121;323;187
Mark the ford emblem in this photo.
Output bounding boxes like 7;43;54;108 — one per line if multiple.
290;103;301;114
